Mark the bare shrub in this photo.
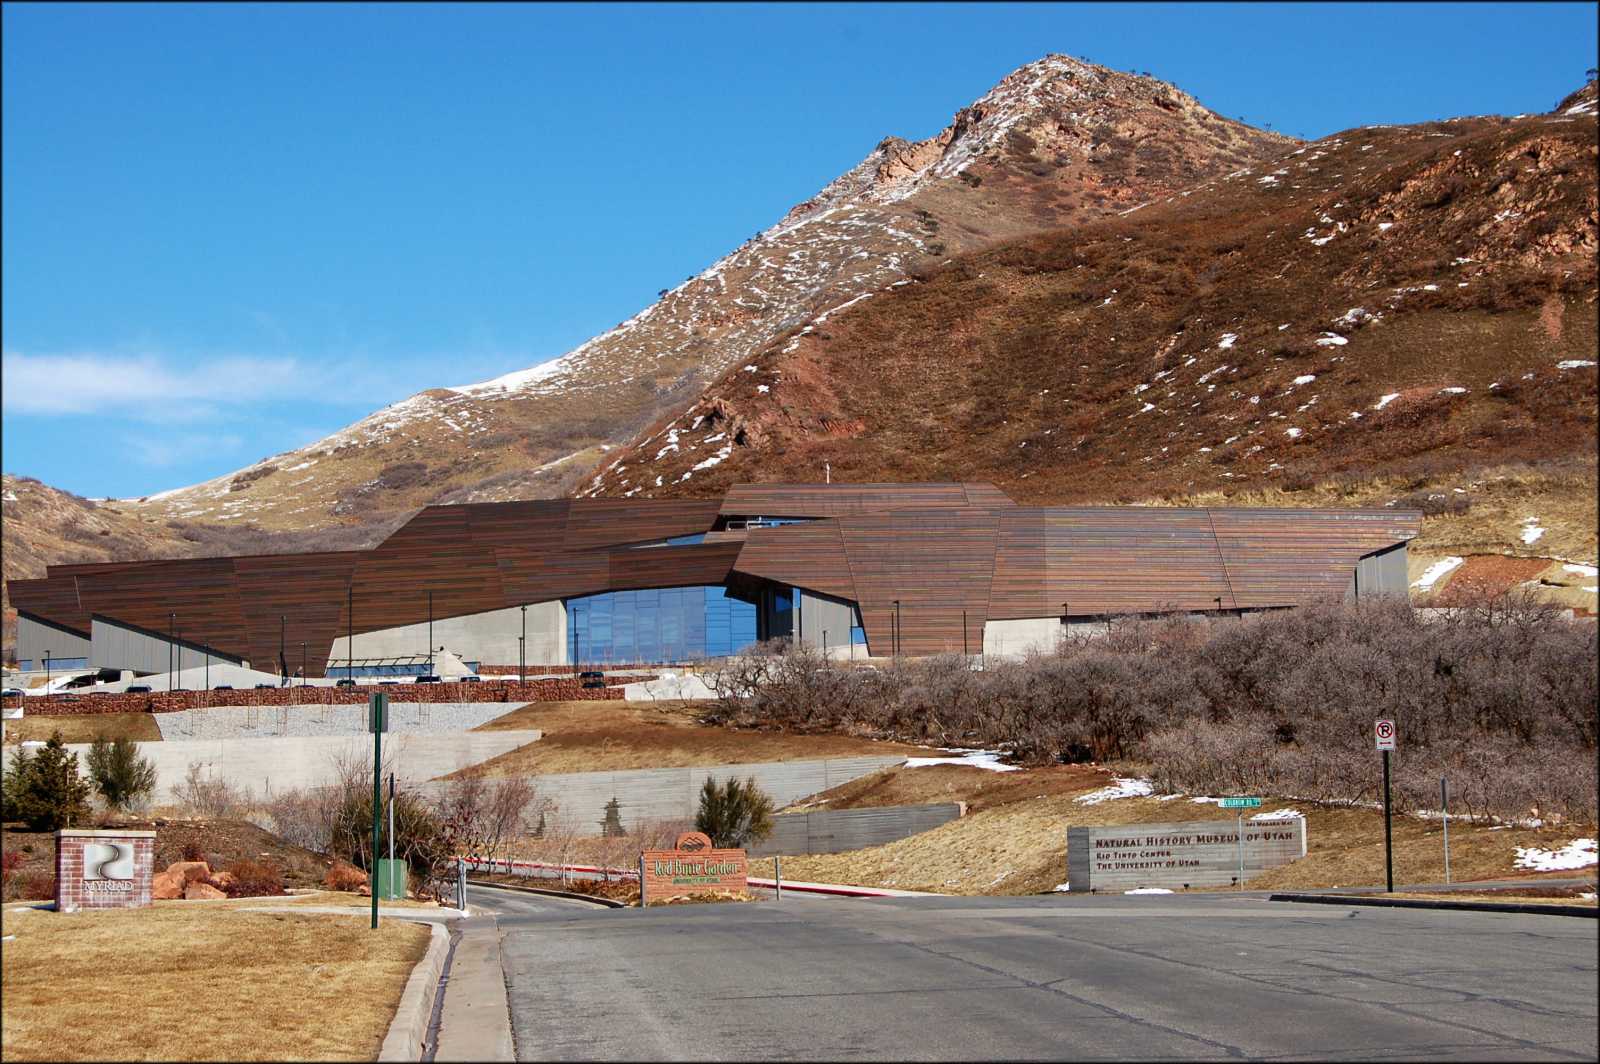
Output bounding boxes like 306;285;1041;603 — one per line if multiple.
175;762;253;819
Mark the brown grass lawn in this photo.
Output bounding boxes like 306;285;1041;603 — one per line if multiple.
746;765;1599;897
2;712;163;746
458;699;929;776
1348;889;1597;907
0;903;430;1061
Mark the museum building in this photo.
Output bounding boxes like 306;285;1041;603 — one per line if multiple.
9;482;1420;676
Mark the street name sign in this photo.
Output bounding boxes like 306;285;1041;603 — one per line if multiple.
1219;797;1262;809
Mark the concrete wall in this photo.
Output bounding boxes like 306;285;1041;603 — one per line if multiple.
17;615;92;668
328;600;566;667
69;730;543;805
1349;544;1409;599
983;617;1109;658
419;755;905;835
153;701;526;740
92;618;235;674
749;802;964;857
796;590;861;655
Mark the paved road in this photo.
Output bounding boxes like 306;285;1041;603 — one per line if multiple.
468;887;1597;1061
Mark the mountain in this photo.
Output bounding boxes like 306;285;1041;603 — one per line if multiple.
101;55;1289;534
580;88;1599;568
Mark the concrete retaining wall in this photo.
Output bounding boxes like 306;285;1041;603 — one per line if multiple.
422;755;905;835
749;802;964;857
68;730;542;804
153;702;525;741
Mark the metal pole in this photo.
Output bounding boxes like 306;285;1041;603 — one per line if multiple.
205;644;209;691
388;772;396;899
1440;776;1451;886
44;652;51;694
169;612;175;692
775;855;782;901
428;590;434;678
638;854;646;906
175;628;182;691
372;710;382;929
300;642;306;686
520;605;527;684
457;856;465;911
280;614;286;681
1236;813;1244;890
348;586;354;686
1382;748;1394;893
962;610;968;656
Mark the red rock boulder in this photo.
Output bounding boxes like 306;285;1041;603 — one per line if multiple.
166;860;211;885
151;870;185;900
184;881;227;901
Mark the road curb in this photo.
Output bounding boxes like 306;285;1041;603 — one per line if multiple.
467;878;626;908
1269;893;1598;918
380;922;451;1061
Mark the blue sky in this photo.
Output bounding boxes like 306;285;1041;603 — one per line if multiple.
4;2;1595;499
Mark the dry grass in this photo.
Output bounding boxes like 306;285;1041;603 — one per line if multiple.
0;903;429;1062
2;712;163;746
457;699;928;777
1354;889;1596;907
745;765;1599;897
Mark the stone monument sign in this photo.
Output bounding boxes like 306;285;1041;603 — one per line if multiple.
56;828;158;913
639;831;747;903
1067;816;1307;892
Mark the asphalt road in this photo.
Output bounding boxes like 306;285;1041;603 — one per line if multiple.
469;887;1598;1061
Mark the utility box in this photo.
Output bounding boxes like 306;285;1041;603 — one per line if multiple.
375;858;408;900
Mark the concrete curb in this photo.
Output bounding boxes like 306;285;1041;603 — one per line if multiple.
379;922;451;1061
467;878;625;908
1269;893;1598;918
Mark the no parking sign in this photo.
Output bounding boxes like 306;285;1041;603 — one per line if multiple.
1374;719;1397;751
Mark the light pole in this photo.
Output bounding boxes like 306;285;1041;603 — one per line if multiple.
427;590;434;678
169;612;176;692
892;600;901;658
280;614;286;683
44;651;51;694
300;642;307;687
519;604;527;684
347;586;354;686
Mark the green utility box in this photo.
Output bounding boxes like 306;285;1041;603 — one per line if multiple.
375;858;408;900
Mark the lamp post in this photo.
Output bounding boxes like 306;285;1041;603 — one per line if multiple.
348;586;354;686
300;642;307;687
44;651;51;694
280;614;286;683
519;604;527;684
427;590;434;678
892;600;901;658
169;612;176;692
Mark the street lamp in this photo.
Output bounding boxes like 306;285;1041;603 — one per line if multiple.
169;612;176;692
44;651;51;694
519;604;527;684
280;614;287;683
892;600;901;658
300;642;307;687
427;590;434;678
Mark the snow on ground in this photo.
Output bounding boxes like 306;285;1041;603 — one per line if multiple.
1556;360;1597;369
1412;556;1464;590
1512;838;1597;872
1374;392;1401;410
1520;517;1546;545
1124;888;1175;895
903;749;1020;772
1251;809;1303;821
1074;777;1154;805
1313;333;1349;347
1053;882;1072;892
1563;564;1598;578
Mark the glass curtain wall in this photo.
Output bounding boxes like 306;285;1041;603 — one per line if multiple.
566;586;758;665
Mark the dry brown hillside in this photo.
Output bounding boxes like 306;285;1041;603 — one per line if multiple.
582;101;1598;571
99;55;1288;533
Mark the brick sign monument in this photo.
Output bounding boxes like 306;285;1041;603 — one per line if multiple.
1067;816;1307;892
55;828;157;913
639;831;747;904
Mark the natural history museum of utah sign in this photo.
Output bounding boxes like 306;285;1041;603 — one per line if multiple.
1067;816;1307;892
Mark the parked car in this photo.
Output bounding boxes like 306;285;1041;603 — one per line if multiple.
254;683;277;689
125;684;153;693
335;678;357;687
414;675;441;684
457;674;482;683
211;684;234;691
2;688;24;698
581;679;607;689
578;670;604;680
379;680;400;686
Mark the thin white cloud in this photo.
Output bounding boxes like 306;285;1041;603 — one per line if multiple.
1;350;308;416
123;431;245;468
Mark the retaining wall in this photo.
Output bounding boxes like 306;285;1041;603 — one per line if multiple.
749;802;965;857
420;755;906;834
6;677;637;715
153;702;525;741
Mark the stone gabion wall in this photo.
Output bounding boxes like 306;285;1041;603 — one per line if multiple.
2;676;641;716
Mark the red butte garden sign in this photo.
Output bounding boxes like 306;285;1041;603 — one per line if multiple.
639;832;747;903
55;828;157;913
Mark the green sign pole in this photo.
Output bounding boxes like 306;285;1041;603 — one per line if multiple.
370;692;387;930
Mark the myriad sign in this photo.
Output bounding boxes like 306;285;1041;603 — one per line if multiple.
1066;817;1306;893
56;829;157;913
639;831;747;904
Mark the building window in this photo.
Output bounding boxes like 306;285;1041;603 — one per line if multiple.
566;586;757;664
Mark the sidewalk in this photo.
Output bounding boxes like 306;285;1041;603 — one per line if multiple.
433;914;515;1062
